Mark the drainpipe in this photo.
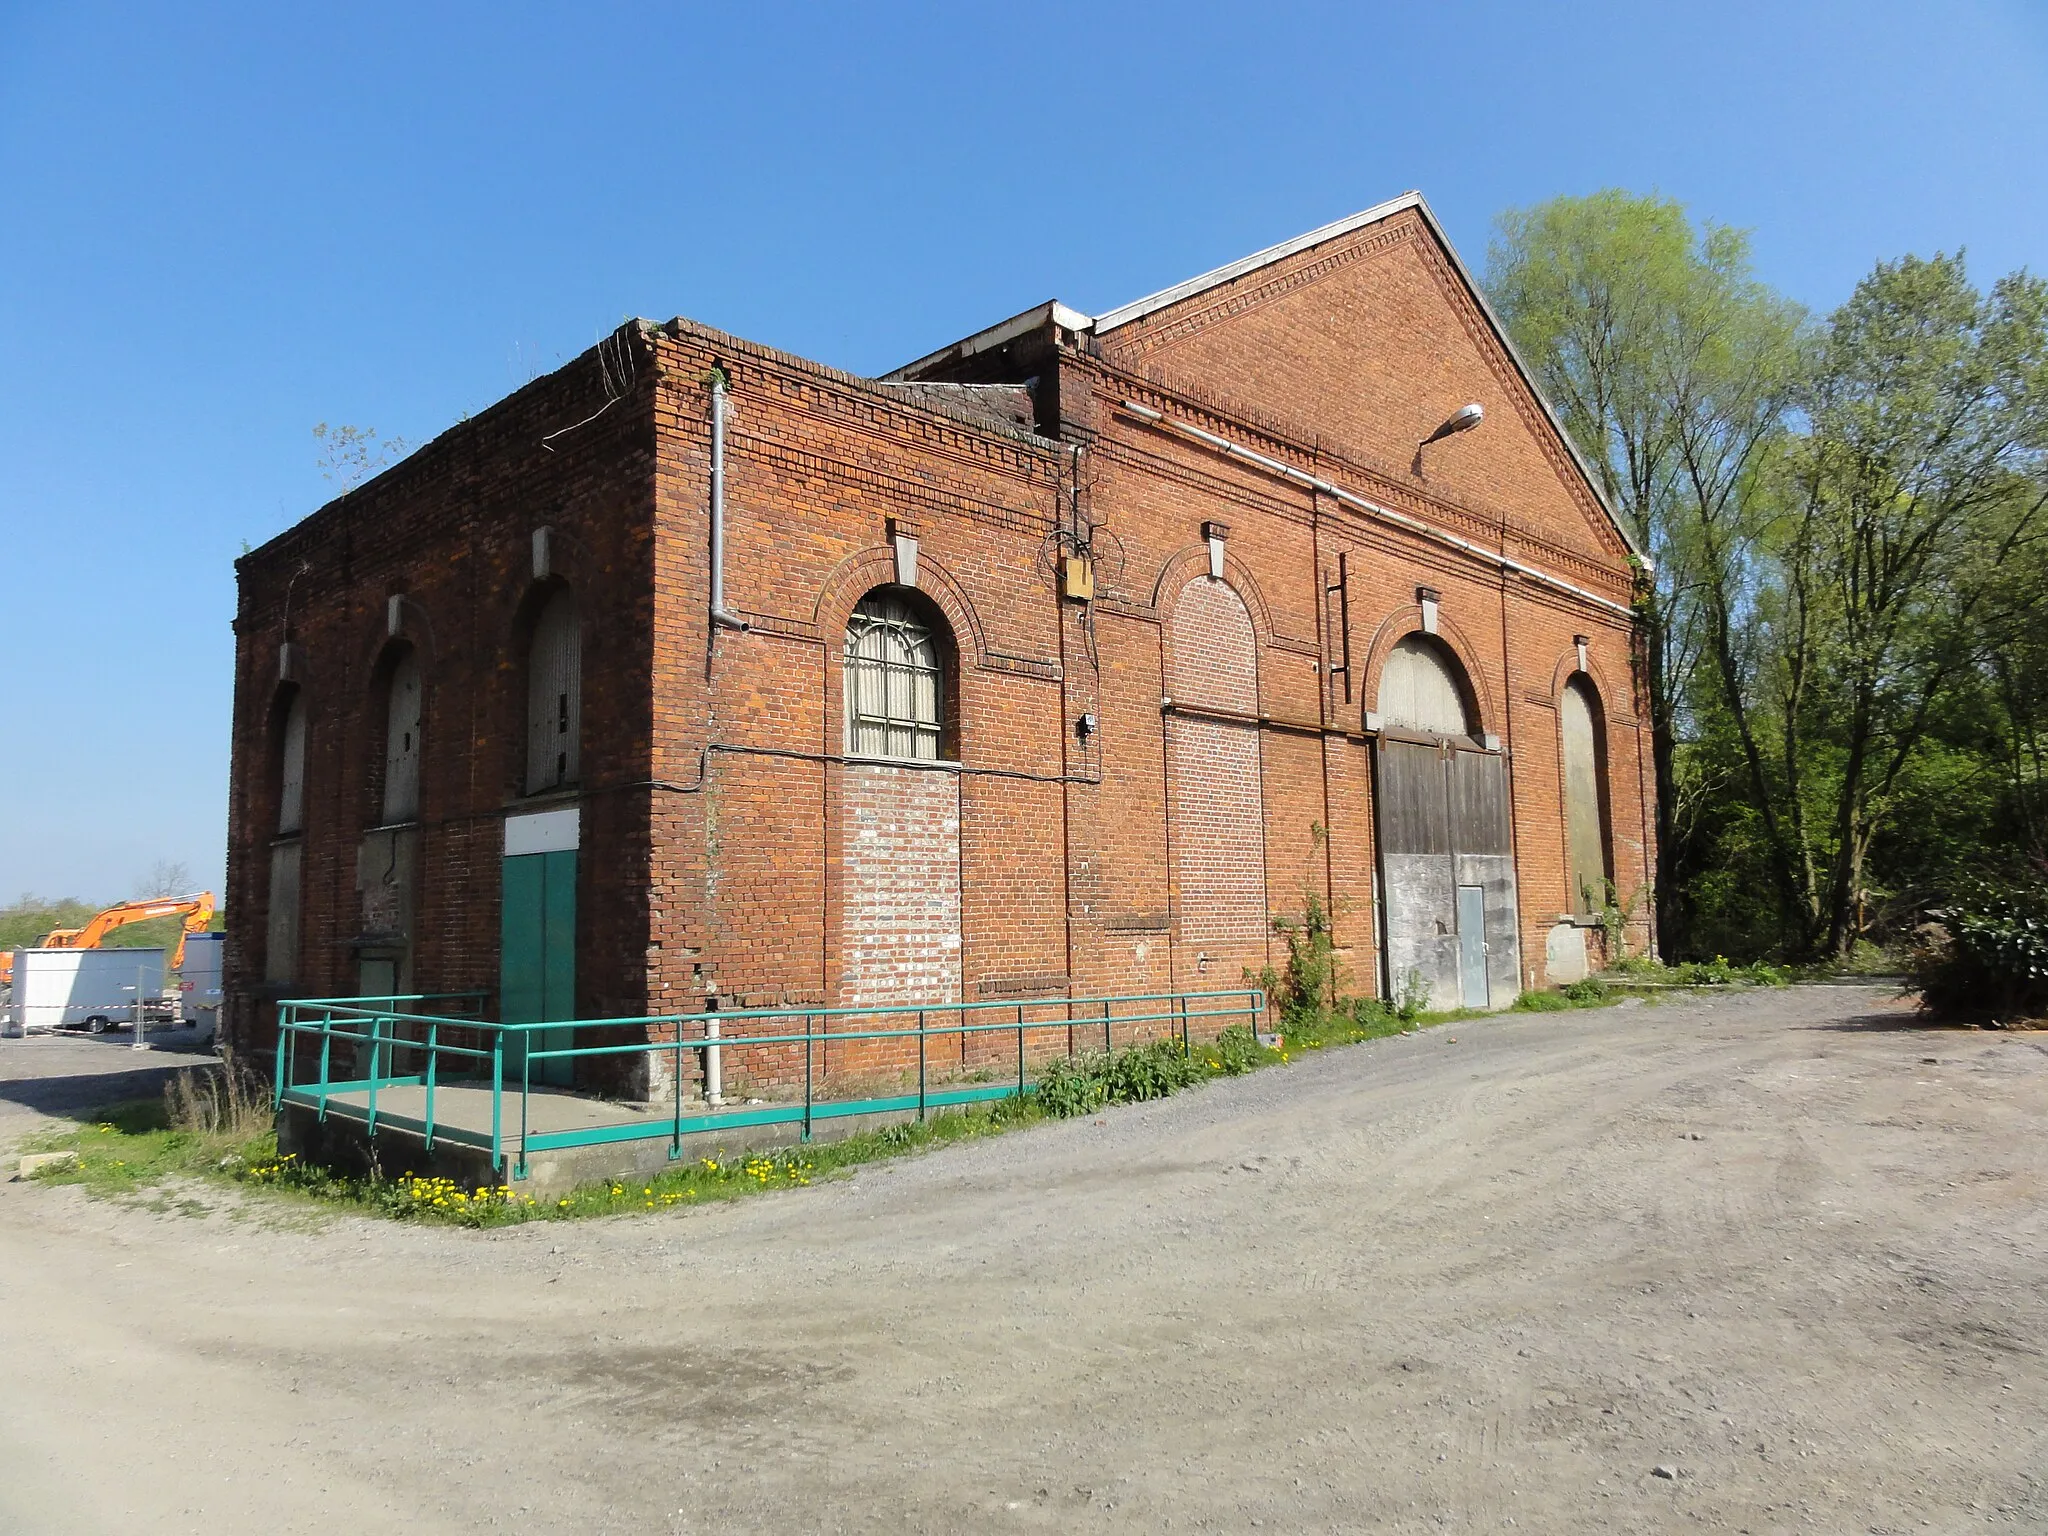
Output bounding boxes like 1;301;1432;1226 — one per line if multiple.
709;371;748;632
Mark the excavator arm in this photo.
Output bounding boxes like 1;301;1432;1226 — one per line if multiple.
40;892;218;970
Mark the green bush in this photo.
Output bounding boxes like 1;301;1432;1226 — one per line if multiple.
1560;977;1609;1003
1512;989;1573;1012
1032;1053;1107;1118
1910;876;2048;1021
1031;1027;1283;1119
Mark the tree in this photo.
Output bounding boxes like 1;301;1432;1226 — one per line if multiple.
1487;192;1806;957
138;859;194;899
1747;255;2048;955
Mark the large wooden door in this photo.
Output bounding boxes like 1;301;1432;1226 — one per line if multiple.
1375;740;1521;1009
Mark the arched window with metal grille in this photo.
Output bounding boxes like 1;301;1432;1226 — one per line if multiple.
844;590;947;761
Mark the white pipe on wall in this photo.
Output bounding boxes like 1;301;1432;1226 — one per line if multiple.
1120;400;1637;621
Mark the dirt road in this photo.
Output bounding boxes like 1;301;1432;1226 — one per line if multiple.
2;986;2043;1533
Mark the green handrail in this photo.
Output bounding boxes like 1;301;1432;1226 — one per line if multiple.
274;987;1267;1178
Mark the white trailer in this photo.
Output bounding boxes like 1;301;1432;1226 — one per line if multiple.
173;931;224;1042
10;947;167;1035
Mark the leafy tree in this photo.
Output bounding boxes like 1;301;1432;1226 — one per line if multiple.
1736;255;2048;955
1488;192;1806;957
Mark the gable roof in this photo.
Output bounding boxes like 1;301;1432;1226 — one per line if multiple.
887;192;1645;566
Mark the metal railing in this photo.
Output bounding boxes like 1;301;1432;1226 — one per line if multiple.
274;988;1266;1178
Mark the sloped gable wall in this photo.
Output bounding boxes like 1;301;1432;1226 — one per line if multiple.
1096;208;1628;573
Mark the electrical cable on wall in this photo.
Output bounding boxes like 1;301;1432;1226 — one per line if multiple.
540;327;637;451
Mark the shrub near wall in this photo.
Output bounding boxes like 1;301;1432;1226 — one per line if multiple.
1911;875;2048;1022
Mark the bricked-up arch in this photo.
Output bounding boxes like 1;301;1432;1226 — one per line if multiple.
1561;675;1613;917
523;584;581;795
1167;576;1267;946
357;642;423;1001
371;643;423;825
838;583;963;1011
266;686;307;985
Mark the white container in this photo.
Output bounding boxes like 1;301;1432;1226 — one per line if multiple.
174;932;224;1040
13;948;166;1034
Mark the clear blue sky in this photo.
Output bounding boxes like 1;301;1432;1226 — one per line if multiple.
2;0;2044;905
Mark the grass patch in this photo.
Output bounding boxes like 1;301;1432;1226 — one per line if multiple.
1512;977;1615;1011
19;1094;274;1202
18;1087;1053;1229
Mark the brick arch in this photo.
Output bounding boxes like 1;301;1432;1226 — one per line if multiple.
349;595;440;677
1544;644;1623;722
1150;543;1276;649
1359;605;1498;738
1153;544;1278;719
812;546;987;669
1164;573;1259;716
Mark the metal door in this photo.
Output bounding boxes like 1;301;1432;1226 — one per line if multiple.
501;849;576;1086
1457;885;1488;1008
1374;740;1522;1011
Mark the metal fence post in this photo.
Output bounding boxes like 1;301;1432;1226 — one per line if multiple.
670;1025;684;1161
493;1030;508;1177
803;1014;814;1143
1016;1004;1026;1096
424;1022;439;1152
316;1010;334;1117
365;1013;381;1136
273;1005;289;1110
917;1009;927;1122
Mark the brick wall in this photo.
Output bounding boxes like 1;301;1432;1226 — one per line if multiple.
225;202;1658;1096
840;764;962;1008
1165;577;1267;951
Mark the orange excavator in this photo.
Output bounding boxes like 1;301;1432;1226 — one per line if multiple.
1;892;217;988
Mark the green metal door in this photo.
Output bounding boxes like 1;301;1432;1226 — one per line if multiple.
501;849;576;1086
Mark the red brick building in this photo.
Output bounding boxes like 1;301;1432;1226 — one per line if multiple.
223;192;1655;1078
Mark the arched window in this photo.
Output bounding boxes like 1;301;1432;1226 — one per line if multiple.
381;649;422;823
845;590;946;760
1378;634;1476;736
525;588;581;794
267;688;307;983
1560;675;1611;915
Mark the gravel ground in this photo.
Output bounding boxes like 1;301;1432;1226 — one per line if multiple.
1;984;2043;1534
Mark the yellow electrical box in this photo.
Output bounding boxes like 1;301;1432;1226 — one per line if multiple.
1062;553;1095;601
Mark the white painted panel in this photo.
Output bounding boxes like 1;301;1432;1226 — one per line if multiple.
505;807;580;856
1562;677;1609;914
266;841;301;983
1378;635;1473;735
